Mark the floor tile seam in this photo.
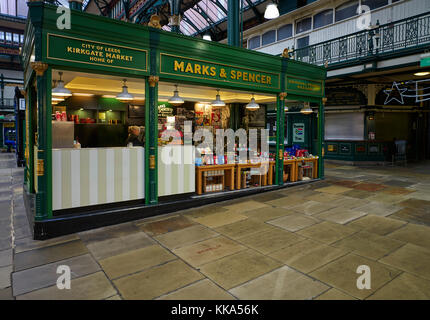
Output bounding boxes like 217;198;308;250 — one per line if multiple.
362;271;406;300
11;252;102;297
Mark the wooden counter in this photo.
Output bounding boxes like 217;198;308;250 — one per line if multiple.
195;163;235;195
235;162;271;190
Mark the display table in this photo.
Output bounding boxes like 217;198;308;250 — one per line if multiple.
284;159;298;182
195;164;235;195
235;162;271;190
296;157;319;180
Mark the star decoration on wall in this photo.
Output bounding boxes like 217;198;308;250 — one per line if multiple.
384;81;407;105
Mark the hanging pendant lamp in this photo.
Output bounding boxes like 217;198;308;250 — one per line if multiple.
301;102;313;114
116;79;134;101
246;93;260;110
52;72;72;97
211;89;225;107
168;84;184;105
264;2;280;20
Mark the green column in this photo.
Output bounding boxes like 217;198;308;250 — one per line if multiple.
34;64;52;221
275;94;286;185
227;0;240;47
145;77;158;205
318;99;325;179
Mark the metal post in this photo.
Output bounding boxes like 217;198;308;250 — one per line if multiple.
168;0;181;33
276;93;286;185
318;98;326;179
227;0;240;47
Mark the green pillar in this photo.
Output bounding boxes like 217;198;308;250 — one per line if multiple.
145;76;158;205
33;63;52;221
227;0;240;47
275;93;286;185
68;0;83;11
318;99;325;178
169;0;181;33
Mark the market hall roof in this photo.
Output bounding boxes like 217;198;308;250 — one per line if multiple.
83;0;270;41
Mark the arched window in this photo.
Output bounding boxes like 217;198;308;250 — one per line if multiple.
296;17;312;34
335;1;359;22
248;35;261;49
361;0;388;10
262;30;276;46
277;24;293;41
314;9;333;29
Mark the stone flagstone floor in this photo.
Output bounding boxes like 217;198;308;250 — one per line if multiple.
1;154;430;300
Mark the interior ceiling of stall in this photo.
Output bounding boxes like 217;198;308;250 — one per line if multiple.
54;70;276;103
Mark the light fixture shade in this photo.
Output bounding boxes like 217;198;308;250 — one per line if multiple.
415;72;430;77
52;72;72;97
203;33;212;41
246;94;259;110
211;89;225;107
168;85;185;105
301;102;313;114
116;79;134;101
264;3;279;20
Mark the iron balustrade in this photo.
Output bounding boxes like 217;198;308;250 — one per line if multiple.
292;12;430;66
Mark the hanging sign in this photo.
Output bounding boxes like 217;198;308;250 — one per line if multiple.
286;76;323;97
293;123;305;143
47;34;148;73
160;53;280;90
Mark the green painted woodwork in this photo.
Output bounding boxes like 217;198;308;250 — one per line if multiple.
159;54;280;91
325;140;387;162
23;2;326;220
46;34;148;75
420;56;430;67
275;95;285;186
318;101;324;178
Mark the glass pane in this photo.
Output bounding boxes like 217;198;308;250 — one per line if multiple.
361;0;388;10
5;32;11;42
262;30;276;46
297;36;309;49
278;24;292;41
0;31;4;42
335;1;359;22
13;34;19;43
248;36;261;49
296;17;312;34
314;10;333;29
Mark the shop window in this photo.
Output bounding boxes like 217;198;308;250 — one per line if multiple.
296;17;312;34
361;0;388;10
277;24;293;41
335;1;359;22
248;35;261;49
262;30;276;46
313;9;333;29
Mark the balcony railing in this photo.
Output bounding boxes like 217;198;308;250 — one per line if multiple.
292;12;430;66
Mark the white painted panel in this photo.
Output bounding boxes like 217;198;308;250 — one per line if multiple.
88;148;98;206
52;150;62;211
105;148;115;203
122;148;130;201
70;149;80;207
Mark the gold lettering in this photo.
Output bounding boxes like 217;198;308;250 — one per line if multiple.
243;72;248;81
230;70;236;79
202;65;209;75
194;64;202;74
267;76;271;85
248;73;255;82
261;75;266;84
174;60;185;72
256;74;261;83
185;63;194;73
236;71;242;80
210;67;216;76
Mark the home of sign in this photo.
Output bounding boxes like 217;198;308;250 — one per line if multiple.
160;53;280;90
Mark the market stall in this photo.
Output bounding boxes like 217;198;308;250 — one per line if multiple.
21;2;326;239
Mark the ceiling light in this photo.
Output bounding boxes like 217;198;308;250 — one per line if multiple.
264;2;280;20
72;93;95;97
301;102;313;114
116;79;134;101
246;94;260;110
52;97;65;101
102;95;117;98
203;32;212;41
414;72;430;77
52;71;72;97
284;105;288;112
168;84;184;105
211;89;225;107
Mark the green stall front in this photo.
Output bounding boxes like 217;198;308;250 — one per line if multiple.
21;2;326;239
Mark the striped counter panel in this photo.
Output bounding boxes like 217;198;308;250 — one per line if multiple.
52;147;144;211
158;145;195;197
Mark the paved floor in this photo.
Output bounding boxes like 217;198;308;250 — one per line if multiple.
1;154;430;300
